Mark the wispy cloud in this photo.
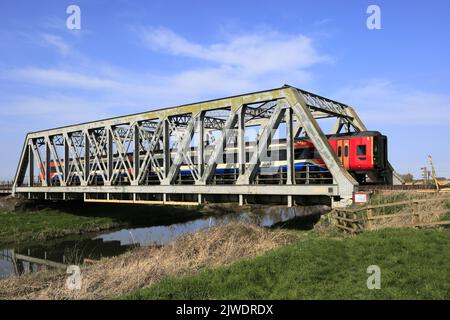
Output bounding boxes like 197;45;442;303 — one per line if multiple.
6;27;332;109
139;26;330;77
9;68;122;90
41;33;72;56
313;18;332;27
333;79;450;125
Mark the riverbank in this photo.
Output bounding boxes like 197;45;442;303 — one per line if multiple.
0;223;296;299
0;196;328;246
0;199;208;246
2;221;449;300
0;208;120;245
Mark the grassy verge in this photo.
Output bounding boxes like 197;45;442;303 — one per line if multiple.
0;201;206;246
127;228;450;300
0;208;120;245
441;201;450;221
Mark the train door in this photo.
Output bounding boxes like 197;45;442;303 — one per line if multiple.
337;139;350;170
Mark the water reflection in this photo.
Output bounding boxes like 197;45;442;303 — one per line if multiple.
0;205;329;279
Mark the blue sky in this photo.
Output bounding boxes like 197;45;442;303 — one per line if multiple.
0;0;449;180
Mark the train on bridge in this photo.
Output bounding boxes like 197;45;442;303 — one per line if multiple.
40;131;389;186
13;85;403;207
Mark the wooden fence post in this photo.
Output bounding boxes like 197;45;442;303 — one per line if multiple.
366;208;373;231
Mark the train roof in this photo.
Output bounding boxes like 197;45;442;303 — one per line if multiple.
326;131;384;139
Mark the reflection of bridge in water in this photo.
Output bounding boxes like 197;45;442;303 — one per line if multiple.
11;85;402;208
0;202;330;279
0;238;136;278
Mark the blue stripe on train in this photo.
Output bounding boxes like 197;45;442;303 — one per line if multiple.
179;162;327;175
110;162;327;178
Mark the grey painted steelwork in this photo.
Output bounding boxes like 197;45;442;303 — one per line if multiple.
12;85;402;207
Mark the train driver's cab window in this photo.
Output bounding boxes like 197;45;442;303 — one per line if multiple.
357;145;367;156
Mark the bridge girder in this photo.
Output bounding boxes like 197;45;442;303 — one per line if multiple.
12;85;402;207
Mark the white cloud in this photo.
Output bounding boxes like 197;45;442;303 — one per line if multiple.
6;27;331;113
2;28;331;112
7;28;328;105
0;94;115;126
333;79;450;125
139;26;330;77
9;68;122;90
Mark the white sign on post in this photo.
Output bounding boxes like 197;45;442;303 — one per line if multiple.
353;192;369;204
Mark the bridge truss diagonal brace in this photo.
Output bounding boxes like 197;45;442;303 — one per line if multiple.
44;135;66;186
162;112;200;185
108;125;135;185
285;88;358;203
62;132;86;186
86;129;108;185
196;106;241;185
12;134;30;193
29;140;46;186
236;102;287;185
136;120;165;184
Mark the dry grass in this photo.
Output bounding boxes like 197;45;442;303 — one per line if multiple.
0;223;295;300
366;192;450;230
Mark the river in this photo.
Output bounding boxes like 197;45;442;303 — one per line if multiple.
0;204;329;279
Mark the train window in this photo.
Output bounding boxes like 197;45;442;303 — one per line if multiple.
278;150;287;161
344;146;349;157
313;150;321;159
357;145;367;156
337;147;342;157
295;148;313;159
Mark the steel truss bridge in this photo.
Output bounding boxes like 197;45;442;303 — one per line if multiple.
12;85;402;207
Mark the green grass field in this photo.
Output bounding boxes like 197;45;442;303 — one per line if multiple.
127;227;450;300
0;208;119;245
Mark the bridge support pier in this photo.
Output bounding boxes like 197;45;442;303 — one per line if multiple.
239;194;244;206
287;195;293;207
